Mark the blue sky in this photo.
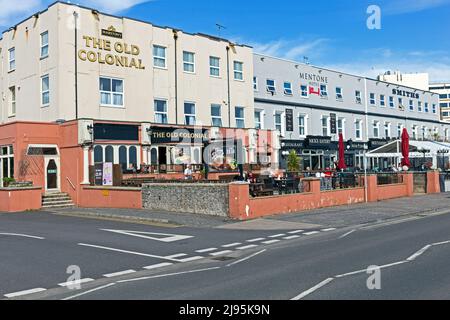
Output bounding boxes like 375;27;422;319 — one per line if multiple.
1;0;449;81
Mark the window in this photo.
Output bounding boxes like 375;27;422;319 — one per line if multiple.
373;121;380;138
398;98;404;110
266;79;276;94
235;107;245;128
421;126;427;139
380;95;386;107
301;85;308;98
41;75;50;106
183;51;195;73
233;61;243;80
370;93;376;105
412;126;418;140
336;87;343;100
321;116;330;136
299;115;307;136
153;45;166;68
320;84;328;98
8;48;15;71
41;31;49;58
355;91;362;104
389;96;395;108
432;104;437;114
440;103;448;108
105;146;114;163
284;82;293;95
274;112;283;132
253;77;258;91
100;77;123;107
355;120;362;140
397;124;403;138
337;118;345;137
184;102;196;125
443;112;450;117
255;110;263;129
418;101;423;112
409;100;414;111
425;102;429;113
210;56;220;77
154;100;168;124
211;104;222;127
129;146;137;169
384;122;391;138
440;94;448;99
9;87;16;116
94;145;103;163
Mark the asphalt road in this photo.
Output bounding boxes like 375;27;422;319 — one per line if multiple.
1;209;449;300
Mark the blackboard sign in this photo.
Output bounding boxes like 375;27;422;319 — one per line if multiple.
94;164;103;186
330;113;337;135
285;109;294;132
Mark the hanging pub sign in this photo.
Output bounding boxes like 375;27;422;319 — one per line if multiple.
305;136;336;150
369;138;388;150
330;113;337;135
285;109;294;132
150;126;209;144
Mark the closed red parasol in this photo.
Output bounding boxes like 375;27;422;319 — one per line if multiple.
338;133;347;170
401;128;411;168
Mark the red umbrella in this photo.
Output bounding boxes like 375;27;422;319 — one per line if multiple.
338;133;347;170
400;128;411;167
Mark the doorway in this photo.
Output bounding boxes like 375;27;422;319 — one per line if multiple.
45;158;60;192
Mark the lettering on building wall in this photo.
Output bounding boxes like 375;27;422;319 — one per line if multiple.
392;88;420;99
78;33;145;70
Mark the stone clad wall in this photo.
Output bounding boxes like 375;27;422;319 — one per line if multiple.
142;183;230;217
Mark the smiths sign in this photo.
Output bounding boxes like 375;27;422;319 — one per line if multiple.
392;89;420;99
101;26;123;39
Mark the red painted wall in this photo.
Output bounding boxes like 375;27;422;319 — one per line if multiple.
78;187;142;209
0;188;42;212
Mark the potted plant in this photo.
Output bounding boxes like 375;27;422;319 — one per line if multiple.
2;177;15;187
287;150;300;176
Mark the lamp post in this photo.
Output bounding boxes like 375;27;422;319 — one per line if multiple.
437;149;449;171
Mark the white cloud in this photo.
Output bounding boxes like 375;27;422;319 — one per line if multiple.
78;0;152;13
0;0;41;26
251;38;329;61
384;0;450;15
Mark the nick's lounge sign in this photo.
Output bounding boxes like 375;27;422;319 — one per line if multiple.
78;26;145;70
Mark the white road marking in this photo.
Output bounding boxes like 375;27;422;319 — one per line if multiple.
268;234;286;238
226;250;267;267
196;248;218;253
291;278;334;300
321;228;337;232
336;261;409;278
143;262;174;270
222;243;242;248
62;283;116;300
288;230;304;234
303;231;320;236
209;250;233;256
283;235;300;240
58;278;94;287
407;245;432;261
0;233;45;240
178;256;204;262
164;253;188;259
432;240;450;246
4;288;47;298
247;238;265;243
117;267;221;283
103;270;136;278
262;240;280;245
101;229;193;243
338;229;356;239
237;244;259;250
78;243;181;262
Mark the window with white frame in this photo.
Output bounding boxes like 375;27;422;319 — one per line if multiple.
421;126;427;139
209;56;220;77
418;101;422;112
301;85;308;98
398;124;404;138
234;61;243;80
255;110;263;129
320;84;328;98
235;107;245;128
253;77;258;91
321;116;330;136
384;122;391;138
409;100;414;111
424;102;429;113
337;117;345;137
284;82;293;95
355;120;362;140
0;145;15;183
373;121;380;138
299;114;307;137
184;102;196;125
8;48;15;71
432;104;437;114
370;93;376;105
9;87;16;116
41;31;49;58
412;125;418;140
153;45;166;68
183;51;195;73
389;96;395;108
41;75;50;106
398;98;404;110
100;77;123;107
380;94;386;107
154;99;168;124
211;104;222;127
266;79;276;94
274;112;283;133
336;87;343;100
355;91;362;104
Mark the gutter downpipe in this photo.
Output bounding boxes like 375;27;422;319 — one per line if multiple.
173;30;179;125
74;11;79;120
226;46;231;128
364;78;369;203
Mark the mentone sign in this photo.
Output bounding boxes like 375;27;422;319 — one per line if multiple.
78;33;145;70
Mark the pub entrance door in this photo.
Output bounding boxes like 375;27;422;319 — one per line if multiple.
45;157;60;192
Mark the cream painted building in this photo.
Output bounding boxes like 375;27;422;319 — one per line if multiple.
378;71;430;91
0;1;255;128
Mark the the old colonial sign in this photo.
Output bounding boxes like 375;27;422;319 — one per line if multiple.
150;127;209;144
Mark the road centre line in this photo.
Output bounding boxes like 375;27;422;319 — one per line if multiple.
117;267;221;284
4;288;47;298
268;234;285;238
283;235;300;240
209;250;233;256
237;244;259;250
303;231;320;236
58;278;94;287
247;238;265;243
196;248;218;253
407;245;432;261
291;278;334;300
262;240;280;245
287;230;304;234
144;262;174;270
0;233;45;240
103;270;136;278
222;243;242;248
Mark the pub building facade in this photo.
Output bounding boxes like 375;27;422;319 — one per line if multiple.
254;53;447;171
0;2;277;194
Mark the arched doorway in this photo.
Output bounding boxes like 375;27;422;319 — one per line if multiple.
46;159;58;191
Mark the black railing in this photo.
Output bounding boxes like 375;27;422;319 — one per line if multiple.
376;173;404;185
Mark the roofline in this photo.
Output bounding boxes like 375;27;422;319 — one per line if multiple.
254;52;439;96
1;1;251;48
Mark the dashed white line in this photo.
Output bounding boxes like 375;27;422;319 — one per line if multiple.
288;230;304;234
237;244;259;250
321;228;337;232
283;235;300;240
262;239;280;245
143;262;174;270
117;267;221;284
222;243;242;248
269;234;286;238
209;250;233;256
303;231;320;236
247;238;265;243
196;248;218;253
178;256;204;262
407;245;432;261
164;253;188;259
291;278;334;300
58;278;94;287
103;270;136;278
4;288;47;298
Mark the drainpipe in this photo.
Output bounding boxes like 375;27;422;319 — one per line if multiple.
73;11;79;120
173;30;179;125
226;45;231;128
363;78;369;202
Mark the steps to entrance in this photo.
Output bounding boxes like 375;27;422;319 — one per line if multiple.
42;192;75;209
